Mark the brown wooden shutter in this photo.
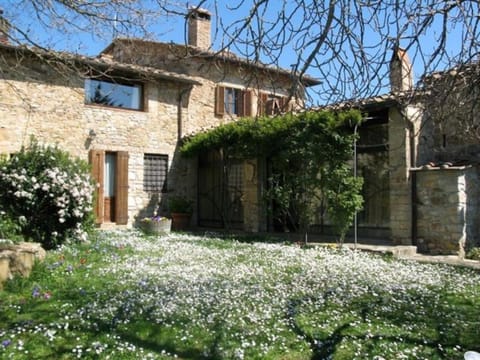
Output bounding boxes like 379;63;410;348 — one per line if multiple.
115;151;129;225
244;90;252;117
89;149;104;225
215;86;225;116
259;93;268;116
237;89;245;117
279;96;287;113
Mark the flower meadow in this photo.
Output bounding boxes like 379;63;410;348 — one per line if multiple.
1;231;479;359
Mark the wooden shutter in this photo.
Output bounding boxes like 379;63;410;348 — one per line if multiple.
215;86;225;116
89;149;105;225
237;89;245;117
115;151;129;225
244;90;252;117
279;96;287;113
259;93;268;116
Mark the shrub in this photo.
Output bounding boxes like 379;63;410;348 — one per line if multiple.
168;196;193;214
466;247;480;261
0;139;94;249
0;210;23;243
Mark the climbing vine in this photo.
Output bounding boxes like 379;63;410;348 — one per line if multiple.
181;110;364;241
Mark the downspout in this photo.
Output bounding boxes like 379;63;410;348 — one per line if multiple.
177;86;192;140
177;85;193;224
353;122;359;250
407;111;418;246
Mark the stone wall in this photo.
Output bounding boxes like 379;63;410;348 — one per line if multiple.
1;42;305;232
106;41;304;124
104;41;302;231
0;51;193;226
388;105;423;245
414;165;480;255
421;65;480;163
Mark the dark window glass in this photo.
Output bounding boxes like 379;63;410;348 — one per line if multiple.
224;87;239;114
85;79;143;110
144;154;168;192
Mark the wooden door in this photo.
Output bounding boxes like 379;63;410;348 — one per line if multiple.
89;150;129;225
104;152;116;222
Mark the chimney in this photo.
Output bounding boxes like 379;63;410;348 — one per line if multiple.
390;47;414;92
0;9;10;44
187;7;211;50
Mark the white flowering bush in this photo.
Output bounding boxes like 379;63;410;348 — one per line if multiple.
0;210;22;243
0;140;94;248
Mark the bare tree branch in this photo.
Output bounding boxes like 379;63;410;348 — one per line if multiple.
1;0;479;105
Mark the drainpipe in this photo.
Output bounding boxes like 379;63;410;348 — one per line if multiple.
353;122;359;250
177;86;192;140
407;111;418;246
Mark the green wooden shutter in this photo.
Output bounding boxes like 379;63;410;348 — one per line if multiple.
115;151;129;225
89;149;104;225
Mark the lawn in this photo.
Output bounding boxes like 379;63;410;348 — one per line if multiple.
1;230;479;359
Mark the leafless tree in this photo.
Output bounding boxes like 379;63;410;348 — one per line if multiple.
2;0;480;105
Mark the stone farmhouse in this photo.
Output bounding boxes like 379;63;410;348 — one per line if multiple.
1;8;479;256
329;48;480;256
0;9;319;230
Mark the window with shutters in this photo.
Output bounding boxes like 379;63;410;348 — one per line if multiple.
215;86;252;117
258;93;288;116
143;154;168;192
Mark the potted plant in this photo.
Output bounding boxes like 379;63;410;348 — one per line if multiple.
140;215;172;235
168;196;193;231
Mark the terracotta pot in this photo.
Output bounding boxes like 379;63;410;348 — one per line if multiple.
171;213;191;231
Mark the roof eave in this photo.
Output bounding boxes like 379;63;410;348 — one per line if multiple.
102;38;321;87
0;43;200;86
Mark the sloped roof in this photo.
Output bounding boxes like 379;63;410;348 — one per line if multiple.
307;91;422;113
101;38;321;87
0;42;201;86
420;61;480;86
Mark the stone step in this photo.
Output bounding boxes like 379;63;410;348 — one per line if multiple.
340;243;418;258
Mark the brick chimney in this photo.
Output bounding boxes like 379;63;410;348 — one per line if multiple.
390;47;414;92
187;7;211;50
0;9;10;44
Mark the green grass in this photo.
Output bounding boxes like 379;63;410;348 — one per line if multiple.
1;230;479;359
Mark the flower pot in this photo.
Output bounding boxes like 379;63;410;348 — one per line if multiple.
142;219;172;235
171;213;191;231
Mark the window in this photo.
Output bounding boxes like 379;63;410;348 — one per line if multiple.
104;153;116;198
85;78;143;110
259;93;288;116
215;86;252;117
144;154;168;192
225;87;240;114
